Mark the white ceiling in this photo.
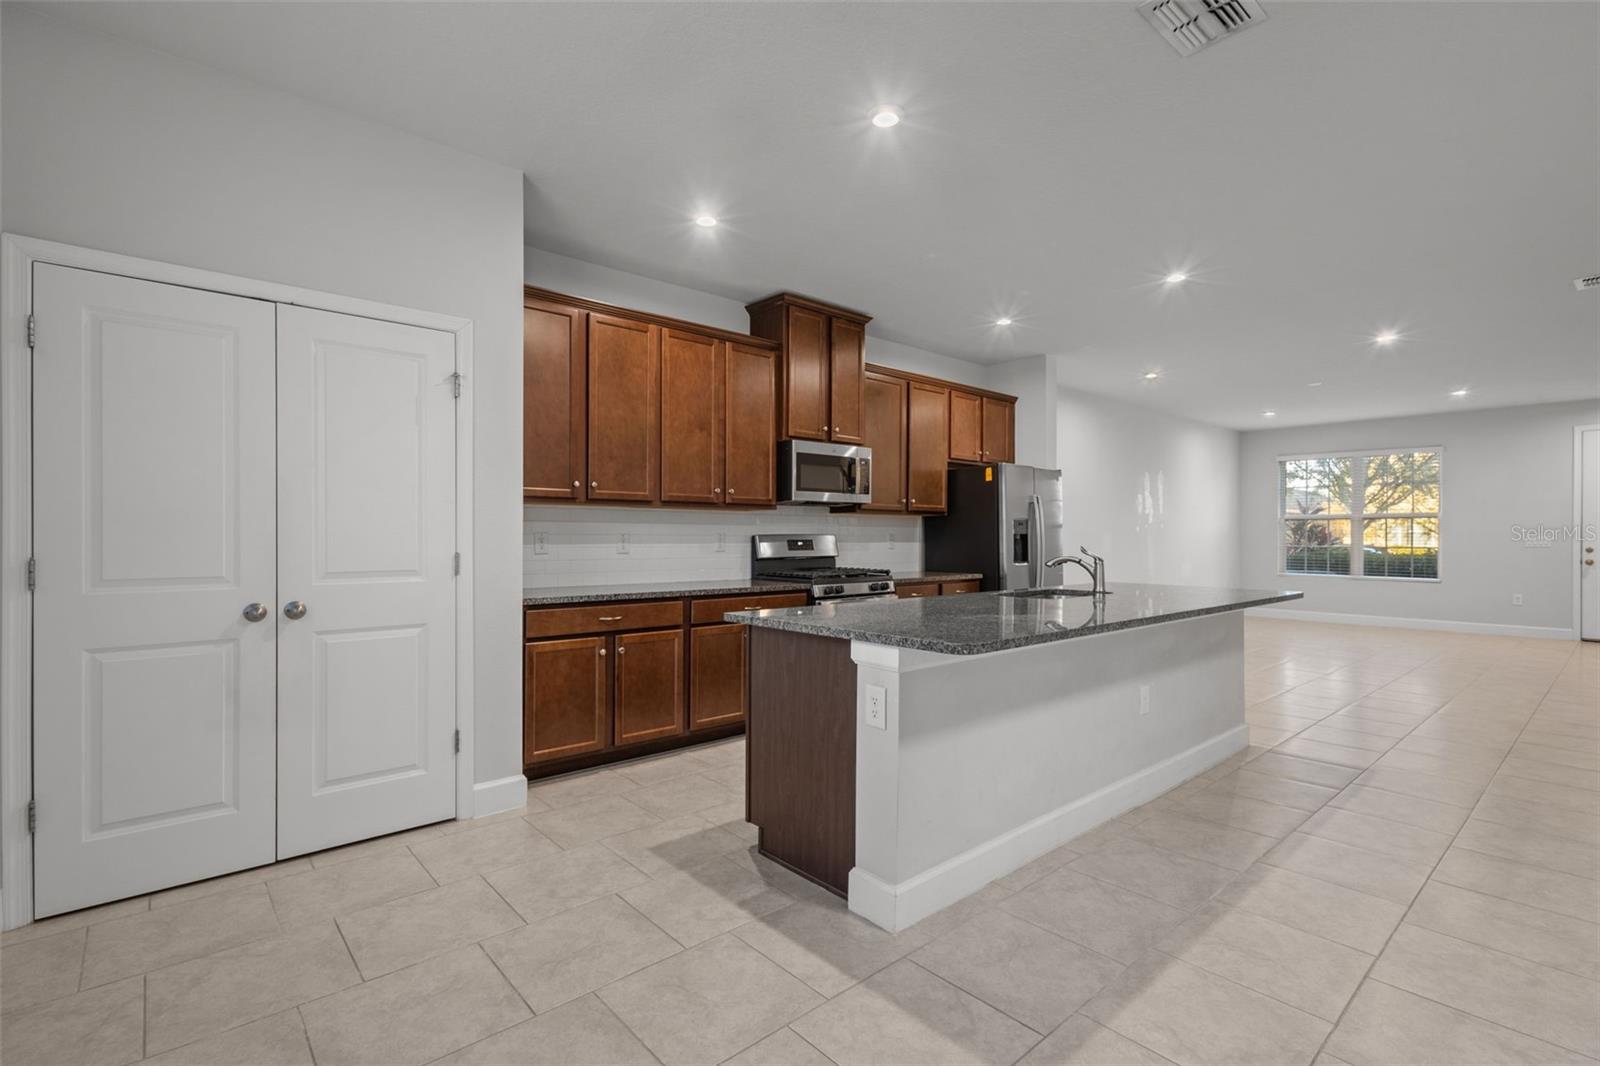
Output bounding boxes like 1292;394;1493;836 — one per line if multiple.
37;1;1600;428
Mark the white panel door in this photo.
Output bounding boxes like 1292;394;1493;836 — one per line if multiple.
31;264;278;917
275;306;457;857
1583;428;1599;642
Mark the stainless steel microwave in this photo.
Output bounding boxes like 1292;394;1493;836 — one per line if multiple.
778;439;872;505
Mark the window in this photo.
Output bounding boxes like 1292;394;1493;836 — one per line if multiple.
1280;450;1440;579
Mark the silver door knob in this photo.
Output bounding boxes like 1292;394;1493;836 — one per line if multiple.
283;601;308;620
242;603;269;623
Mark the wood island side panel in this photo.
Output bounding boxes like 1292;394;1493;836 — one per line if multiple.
747;627;857;896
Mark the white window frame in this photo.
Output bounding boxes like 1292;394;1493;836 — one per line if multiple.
1276;446;1444;583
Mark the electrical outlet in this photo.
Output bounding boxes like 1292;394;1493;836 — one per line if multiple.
865;684;887;730
533;532;548;555
617;532;630;555
715;532;726;553
888;532;897;551
1512;593;1524;606
1139;684;1151;716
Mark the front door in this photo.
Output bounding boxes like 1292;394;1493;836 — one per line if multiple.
1583;428;1599;642
274;306;458;857
31;265;278;916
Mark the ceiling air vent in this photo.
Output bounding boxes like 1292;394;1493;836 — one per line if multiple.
1139;0;1268;56
1575;274;1600;292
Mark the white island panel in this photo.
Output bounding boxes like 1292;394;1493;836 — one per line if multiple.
848;612;1246;932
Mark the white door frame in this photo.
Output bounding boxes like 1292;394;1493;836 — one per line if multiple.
0;233;477;930
1577;424;1600;642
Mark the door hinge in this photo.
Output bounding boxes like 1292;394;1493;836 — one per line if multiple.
453;729;461;754
450;371;463;398
26;556;36;591
452;551;461;576
26;314;36;350
27;799;36;834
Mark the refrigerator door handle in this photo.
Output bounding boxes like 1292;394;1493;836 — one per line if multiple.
1027;494;1044;589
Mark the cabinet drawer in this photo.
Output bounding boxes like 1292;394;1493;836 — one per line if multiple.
941;580;981;595
691;592;808;624
896;582;939;599
526;599;684;639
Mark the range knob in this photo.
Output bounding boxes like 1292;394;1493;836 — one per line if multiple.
869;581;890;592
822;585;845;596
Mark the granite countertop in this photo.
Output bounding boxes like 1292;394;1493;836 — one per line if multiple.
726;582;1304;655
523;579;809;607
890;571;984;584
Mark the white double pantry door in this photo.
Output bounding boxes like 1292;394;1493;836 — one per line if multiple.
31;264;459;918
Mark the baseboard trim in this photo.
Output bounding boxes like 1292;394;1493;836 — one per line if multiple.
847;724;1248;933
470;775;528;819
1247;606;1576;641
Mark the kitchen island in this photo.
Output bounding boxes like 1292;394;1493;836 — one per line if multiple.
729;583;1302;932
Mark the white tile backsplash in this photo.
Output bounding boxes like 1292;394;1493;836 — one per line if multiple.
523;504;923;588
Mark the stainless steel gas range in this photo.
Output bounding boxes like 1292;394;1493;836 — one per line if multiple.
750;534;897;603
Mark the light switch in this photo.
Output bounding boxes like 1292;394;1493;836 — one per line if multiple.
865;684;887;730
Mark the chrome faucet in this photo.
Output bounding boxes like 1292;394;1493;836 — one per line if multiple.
1045;546;1107;595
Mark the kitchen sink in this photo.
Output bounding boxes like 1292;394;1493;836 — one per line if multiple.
1000;588;1109;598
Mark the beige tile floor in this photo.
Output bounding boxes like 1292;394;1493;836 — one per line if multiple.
3;618;1597;1065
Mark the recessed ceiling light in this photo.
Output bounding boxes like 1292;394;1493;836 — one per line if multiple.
870;106;901;128
1143;371;1160;380
995;317;1013;326
1450;388;1470;397
694;215;718;228
1373;329;1400;346
1163;271;1189;285
1262;410;1277;418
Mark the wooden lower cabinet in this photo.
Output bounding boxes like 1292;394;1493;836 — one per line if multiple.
614;629;685;745
524;637;609;764
896;582;940;599
690;623;747;730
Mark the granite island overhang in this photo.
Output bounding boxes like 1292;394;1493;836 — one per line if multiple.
727;582;1304;933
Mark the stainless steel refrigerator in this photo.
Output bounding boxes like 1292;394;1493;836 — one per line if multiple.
923;464;1067;591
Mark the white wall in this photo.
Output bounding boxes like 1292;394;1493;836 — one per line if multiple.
1056;385;1242;587
1239;400;1600;636
1;10;527;788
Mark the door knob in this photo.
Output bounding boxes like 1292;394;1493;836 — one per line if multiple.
283;601;308;620
572;480;580;488
242;602;269;623
591;481;598;489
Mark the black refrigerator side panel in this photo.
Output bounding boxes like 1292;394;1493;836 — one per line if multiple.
924;465;1001;589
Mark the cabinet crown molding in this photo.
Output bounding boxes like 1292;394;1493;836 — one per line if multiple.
744;291;873;325
524;286;779;349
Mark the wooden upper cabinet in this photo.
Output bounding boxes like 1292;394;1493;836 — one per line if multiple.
982;396;1015;463
613;629;685;746
523;300;586;499
660;329;722;505
907;380;950;513
782;306;829;441
862;371;908;513
525;636;609;764
828;318;865;444
724;343;777;506
948;390;983;463
587;314;659;502
747;293;873;444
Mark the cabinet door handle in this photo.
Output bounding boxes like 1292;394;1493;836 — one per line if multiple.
572;480;580;488
599;648;607;657
822;425;829;433
617;646;626;655
598;615;623;622
591;481;599;489
727;489;734;496
713;488;722;494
